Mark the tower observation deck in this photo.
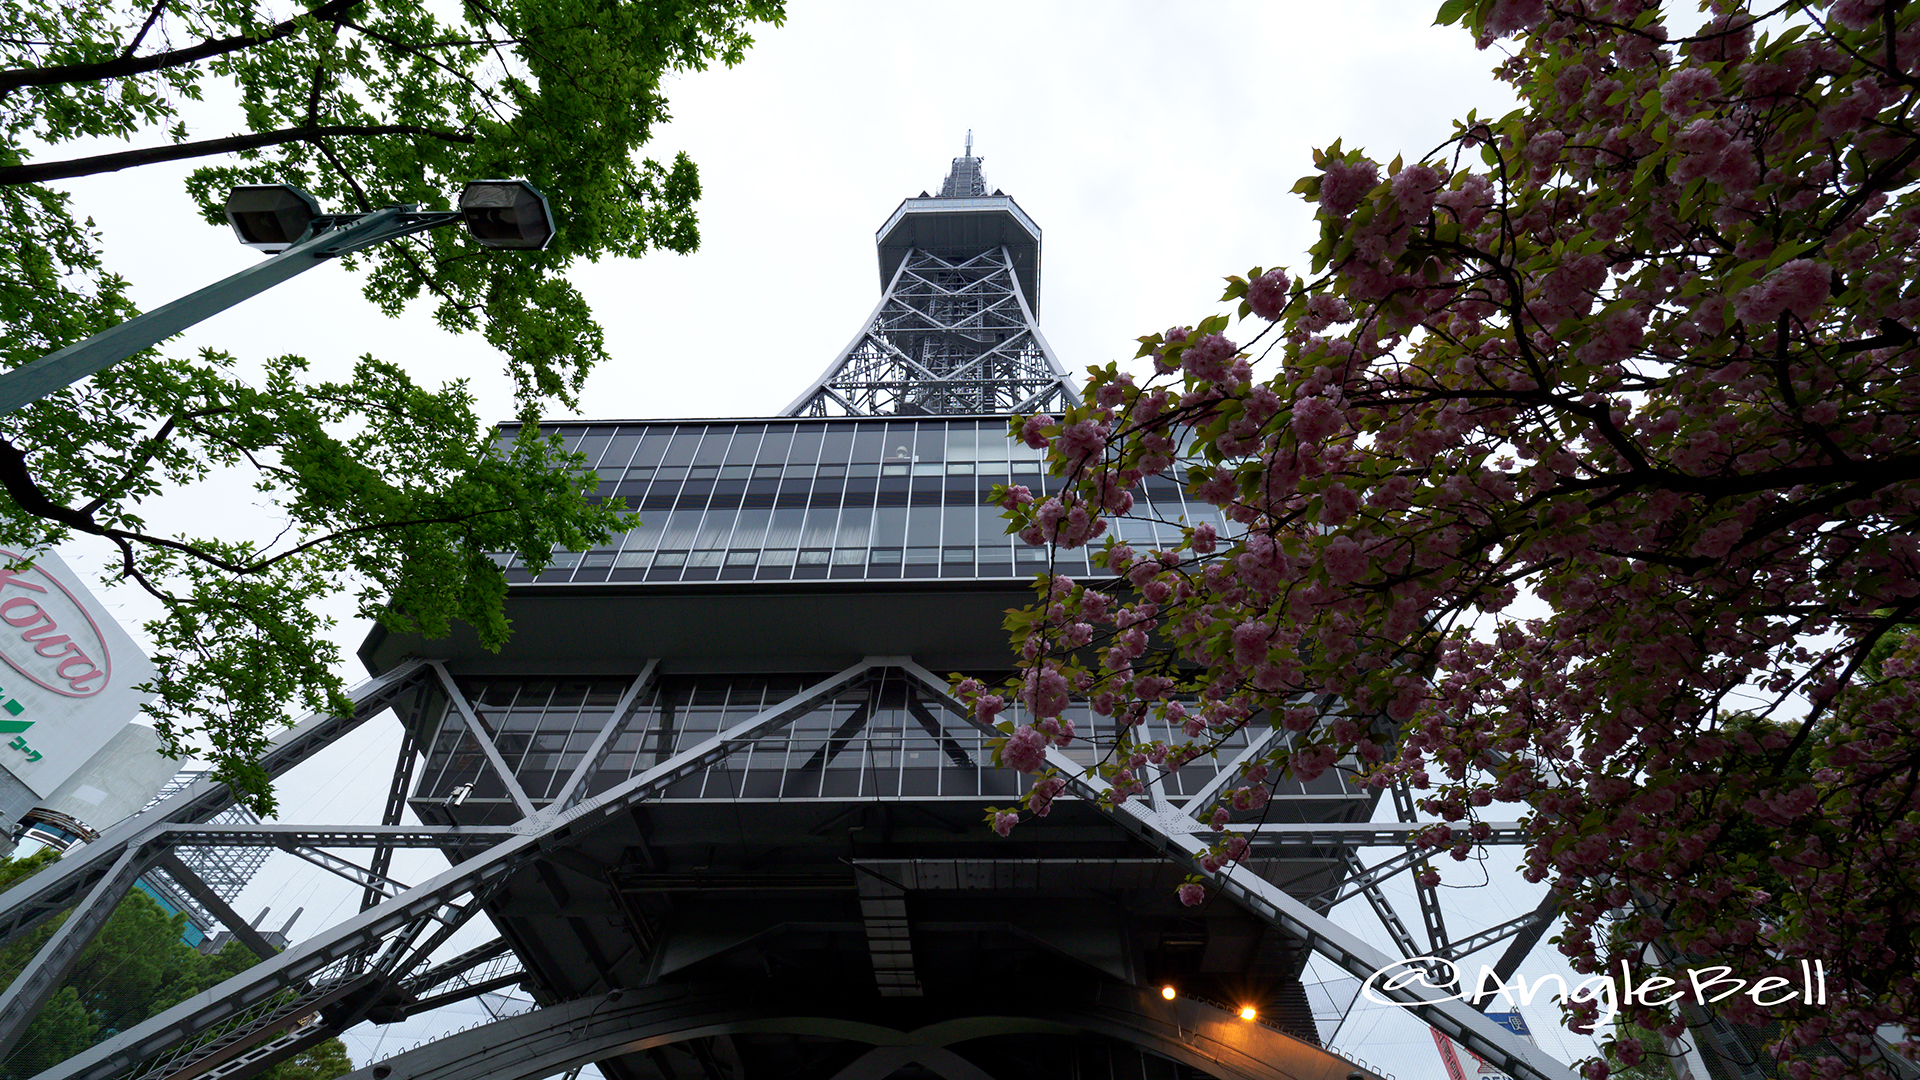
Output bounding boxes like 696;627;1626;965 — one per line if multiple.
0;146;1574;1080
785;141;1080;417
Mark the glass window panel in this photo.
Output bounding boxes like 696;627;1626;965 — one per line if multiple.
882;426;916;467
905;505;942;547
851;426;886;463
632;431;672;466
761;549;796;566
600;433;642;468
870;548;902;565
660;429;703;466
943;507;975;546
614;551;649;568
695;508;738;550
574;433;612;465
653;551;686;567
872;507;907;546
724;429;763;464
837;507;872;548
975;507;1007;544
719;464;751;480
914;424;945;462
731;508;771;549
946;425;979;462
787;426;825;466
756;428;792;464
905;547;939;565
798;549;831;565
977;424;1012;463
658;510;701;549
832;548;865;565
689;550;724;568
725;550;759;567
692;426;732;466
820;428;855;465
764;508;804;548
801;506;840;548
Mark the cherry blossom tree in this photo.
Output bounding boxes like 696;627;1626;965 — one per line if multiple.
965;2;1920;1076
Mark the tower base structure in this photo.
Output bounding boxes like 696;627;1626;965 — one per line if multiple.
0;148;1581;1080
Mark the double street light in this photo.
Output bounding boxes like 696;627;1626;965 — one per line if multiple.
0;180;555;417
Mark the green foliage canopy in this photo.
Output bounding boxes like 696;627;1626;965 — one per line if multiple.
0;0;784;809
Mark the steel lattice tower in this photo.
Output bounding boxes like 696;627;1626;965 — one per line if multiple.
0;148;1587;1080
786;139;1079;417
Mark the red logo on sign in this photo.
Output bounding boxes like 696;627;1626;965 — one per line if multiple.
0;551;112;698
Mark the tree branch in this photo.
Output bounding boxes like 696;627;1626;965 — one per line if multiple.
0;124;476;186
118;0;170;62
0;0;361;94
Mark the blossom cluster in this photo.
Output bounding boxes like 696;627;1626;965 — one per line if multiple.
964;3;1920;1077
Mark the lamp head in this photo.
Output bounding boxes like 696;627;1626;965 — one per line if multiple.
224;185;321;253
459;180;554;250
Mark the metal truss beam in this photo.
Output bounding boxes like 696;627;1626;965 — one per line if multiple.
0;846;146;1061
1335;850;1423;963
1487;893;1560;986
1179;720;1298;819
155;824;522;848
0;659;433;951
1307;847;1424;910
399;938;514;998
551;661;658;812
1439;893;1559;967
889;658;1577;1080
14;653;1561;1080
273;847;431;917
429;662;537;819
31;660;881;1080
151;852;281;961
364;696;423;913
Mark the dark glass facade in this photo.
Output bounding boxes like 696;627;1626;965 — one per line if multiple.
499;417;1231;584
414;670;1359;816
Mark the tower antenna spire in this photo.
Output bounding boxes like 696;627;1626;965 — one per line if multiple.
965;129;972;158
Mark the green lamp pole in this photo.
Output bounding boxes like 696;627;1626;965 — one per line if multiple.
0;180;554;418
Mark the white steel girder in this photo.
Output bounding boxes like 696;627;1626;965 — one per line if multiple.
3;656;1575;1080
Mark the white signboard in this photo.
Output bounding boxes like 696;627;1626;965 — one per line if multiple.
0;549;156;797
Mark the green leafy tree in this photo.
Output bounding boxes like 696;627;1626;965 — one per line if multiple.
261;1038;354;1080
0;0;784;809
0;850;278;1080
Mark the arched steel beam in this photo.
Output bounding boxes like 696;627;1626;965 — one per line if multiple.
340;984;1374;1080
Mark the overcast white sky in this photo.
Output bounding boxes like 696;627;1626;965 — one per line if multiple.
38;3;1612;1076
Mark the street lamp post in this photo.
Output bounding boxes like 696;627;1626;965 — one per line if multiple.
0;180;555;418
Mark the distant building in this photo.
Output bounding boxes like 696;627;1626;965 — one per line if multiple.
0;549;173;848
